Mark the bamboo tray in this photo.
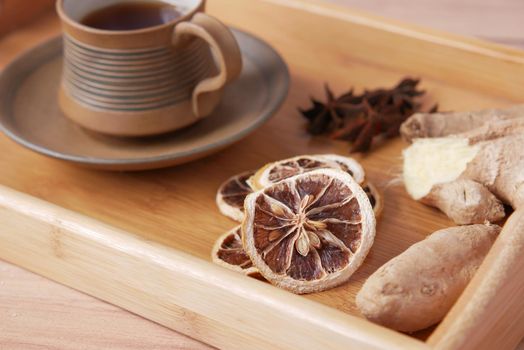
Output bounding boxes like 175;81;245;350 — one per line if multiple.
1;1;524;349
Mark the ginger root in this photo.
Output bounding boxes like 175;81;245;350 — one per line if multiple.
422;180;505;225
400;105;524;142
356;224;500;333
401;106;524;224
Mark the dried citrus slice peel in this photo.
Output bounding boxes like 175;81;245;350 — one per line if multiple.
315;154;365;185
211;226;259;276
250;154;365;190
216;170;255;222
243;168;376;294
363;182;384;218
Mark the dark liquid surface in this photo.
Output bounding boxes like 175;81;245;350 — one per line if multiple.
81;1;181;31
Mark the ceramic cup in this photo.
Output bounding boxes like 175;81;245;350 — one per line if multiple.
56;0;242;136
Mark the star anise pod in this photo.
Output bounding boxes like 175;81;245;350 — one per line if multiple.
300;78;437;153
299;85;364;135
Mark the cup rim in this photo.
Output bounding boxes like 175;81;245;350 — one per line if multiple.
56;0;203;35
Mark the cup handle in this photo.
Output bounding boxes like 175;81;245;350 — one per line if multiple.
173;13;242;118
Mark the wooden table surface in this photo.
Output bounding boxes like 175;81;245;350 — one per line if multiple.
1;1;523;349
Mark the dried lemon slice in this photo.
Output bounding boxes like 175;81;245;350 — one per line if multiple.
363;182;384;218
214;181;382;279
250;155;337;190
243;168;376;294
211;226;259;276
316;154;365;185
250;154;365;190
216;171;255;222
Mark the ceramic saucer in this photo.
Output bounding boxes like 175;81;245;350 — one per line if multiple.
0;29;289;171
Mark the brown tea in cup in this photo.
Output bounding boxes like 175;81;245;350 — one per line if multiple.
81;1;182;31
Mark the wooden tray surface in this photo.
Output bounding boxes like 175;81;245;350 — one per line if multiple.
1;1;524;349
